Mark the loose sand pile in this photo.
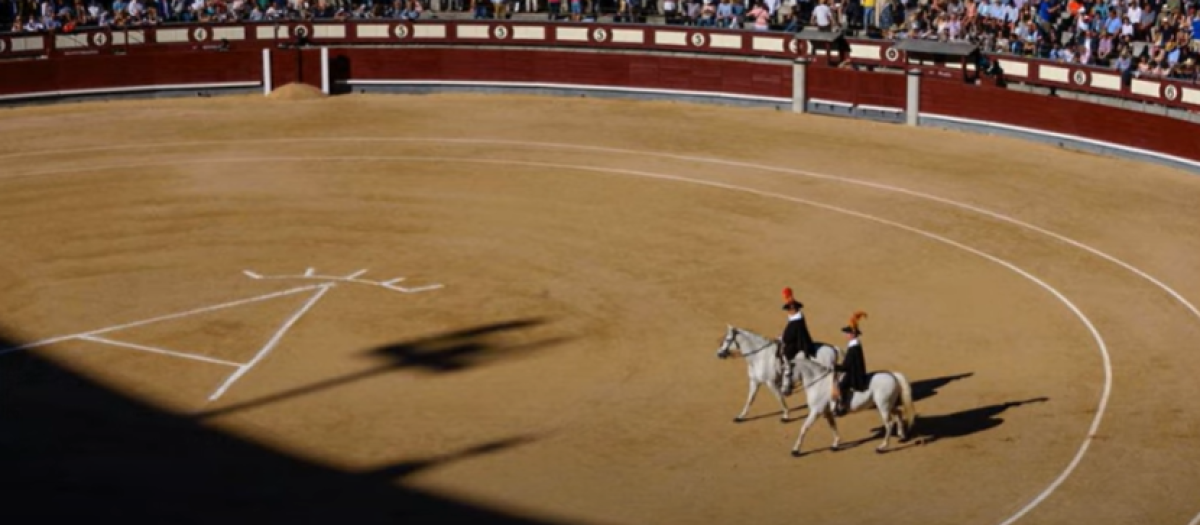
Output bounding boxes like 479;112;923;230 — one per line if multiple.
266;82;327;100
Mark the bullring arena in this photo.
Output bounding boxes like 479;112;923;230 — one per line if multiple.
2;20;1200;525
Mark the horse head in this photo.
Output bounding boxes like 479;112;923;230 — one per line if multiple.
716;325;738;359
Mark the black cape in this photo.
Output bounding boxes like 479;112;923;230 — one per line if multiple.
781;315;815;361
838;340;869;393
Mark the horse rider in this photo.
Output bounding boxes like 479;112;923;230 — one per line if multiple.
833;311;869;416
779;287;815;395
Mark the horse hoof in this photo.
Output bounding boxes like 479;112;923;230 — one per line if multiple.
875;448;886;454
790;450;802;457
830;445;841;452
733;418;744;424
780;417;788;423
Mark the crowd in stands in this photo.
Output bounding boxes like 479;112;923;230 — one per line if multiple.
2;0;1197;80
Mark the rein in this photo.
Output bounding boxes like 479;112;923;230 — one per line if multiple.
724;327;837;388
728;329;776;358
801;365;833;387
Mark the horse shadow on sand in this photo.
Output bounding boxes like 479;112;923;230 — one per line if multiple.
835;371;1047;454
786;372;1047;454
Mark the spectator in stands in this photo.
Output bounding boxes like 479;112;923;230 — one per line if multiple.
782;1;800;29
623;0;643;22
471;0;489;18
699;0;715;24
661;0;678;20
128;0;145;20
547;0;560;18
879;0;895;30
1096;29;1115;63
683;0;700;24
1175;56;1197;78
22;13;42;29
747;0;770;28
811;0;835;29
1015;18;1039;53
401;0;421;17
715;0;733;25
1115;46;1134;68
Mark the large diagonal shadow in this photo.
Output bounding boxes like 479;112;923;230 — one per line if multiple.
197;318;568;419
0;322;572;524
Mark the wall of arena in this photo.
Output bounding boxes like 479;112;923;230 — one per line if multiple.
2;21;1198;172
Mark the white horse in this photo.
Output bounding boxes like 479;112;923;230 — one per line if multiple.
788;341;917;456
714;325;840;424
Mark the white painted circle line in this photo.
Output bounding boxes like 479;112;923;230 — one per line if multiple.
1189;510;1200;525
0;153;1113;525
4;137;1195;333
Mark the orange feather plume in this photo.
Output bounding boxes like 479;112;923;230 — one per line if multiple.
782;287;795;301
848;311;868;331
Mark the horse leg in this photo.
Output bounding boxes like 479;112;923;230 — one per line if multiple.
893;407;908;441
734;381;760;423
876;398;893;453
790;404;822;457
767;382;790;422
824;409;841;451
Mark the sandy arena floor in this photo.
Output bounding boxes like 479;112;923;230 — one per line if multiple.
1;93;1199;525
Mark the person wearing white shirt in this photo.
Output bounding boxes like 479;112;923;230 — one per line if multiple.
128;0;144;17
1061;45;1075;62
811;0;834;29
1126;2;1141;30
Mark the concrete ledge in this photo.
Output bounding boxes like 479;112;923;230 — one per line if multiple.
854;104;905;123
0;83;262;107
808;98;855;117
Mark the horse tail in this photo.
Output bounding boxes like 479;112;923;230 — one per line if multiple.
893;372;917;432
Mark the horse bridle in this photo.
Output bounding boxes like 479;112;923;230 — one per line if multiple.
724;328;775;358
724;328;836;386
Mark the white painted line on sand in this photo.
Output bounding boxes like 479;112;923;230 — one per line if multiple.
79;335;243;367
207;283;334;402
0;284;328;356
243;268;442;294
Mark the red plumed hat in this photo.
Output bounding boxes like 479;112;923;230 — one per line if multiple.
781;287;803;310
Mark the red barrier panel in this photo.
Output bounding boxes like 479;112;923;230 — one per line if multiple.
920;76;1200;162
807;67;906;109
0;49;262;98
332;48;792;99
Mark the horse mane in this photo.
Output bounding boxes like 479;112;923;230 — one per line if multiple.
733;326;773;347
